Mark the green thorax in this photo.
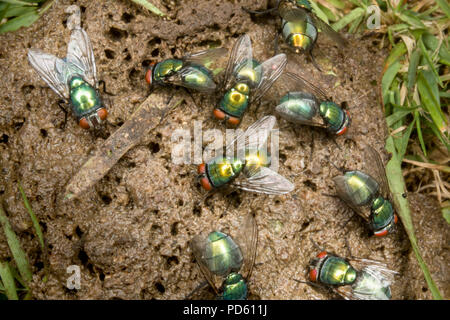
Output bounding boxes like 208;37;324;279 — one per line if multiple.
370;196;395;231
221;272;248;300
69;76;101;119
219;83;250;118
153;59;183;83
204;231;243;276
279;92;317;120
206;156;244;188
319;256;357;286
319;101;346;132
281;13;316;51
344;171;380;206
352;269;392;300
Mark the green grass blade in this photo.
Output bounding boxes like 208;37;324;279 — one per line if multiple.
436;0;450;19
18;182;48;281
0;0;37;6
331;7;364;31
442;204;450;224
18;183;44;249
0;9;39;33
414;110;427;156
129;0;165;17
407;48;421;89
310;0;329;24
417;71;447;133
0;261;19;300
386;109;412;127
382;60;402;104
385;136;443;300
0;204;32;284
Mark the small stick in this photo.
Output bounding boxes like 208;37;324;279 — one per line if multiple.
64;92;183;200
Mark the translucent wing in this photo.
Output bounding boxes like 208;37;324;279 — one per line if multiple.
183;47;228;71
232;166;295;195
333;175;371;221
233;214;258;281
66;28;97;87
309;13;348;48
167;66;217;93
363;145;391;200
225;115;276;160
349;258;398;284
190;233;220;294
283;72;328;101
27;49;70;99
279;6;309;23
221;34;253;93
250;53;287;103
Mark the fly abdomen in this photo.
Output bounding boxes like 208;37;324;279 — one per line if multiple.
182;65;215;90
319;101;348;134
204;232;243;276
371;197;397;236
281;17;317;52
277;92;318;122
221;272;248;300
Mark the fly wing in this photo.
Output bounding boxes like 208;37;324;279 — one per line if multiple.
363;145;391;200
190;233;220;294
283;72;328;101
349;257;398;284
225;115;276;160
27;49;70;99
66;28;97;87
168;66;217;93
309;13;348;48
220;34;253;93
250;53;287;103
233;214;258;281
232;166;295;195
279;6;309;23
183;47;228;72
333;175;371;221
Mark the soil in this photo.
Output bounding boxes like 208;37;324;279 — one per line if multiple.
0;0;448;300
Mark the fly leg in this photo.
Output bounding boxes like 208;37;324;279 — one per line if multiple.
57;100;69;129
98;80;116;96
182;87;200;111
159;96;185;125
308;51;322;72
242;6;278;15
185;281;209;300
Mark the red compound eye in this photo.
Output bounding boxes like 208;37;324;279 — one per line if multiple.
213;108;226;120
309;269;318;282
97;108;108;121
200;177;212;191
79;117;90;129
374;229;388;237
317;251;327;259
227;116;240;126
198;163;206;174
145;69;153;85
394;214;398;224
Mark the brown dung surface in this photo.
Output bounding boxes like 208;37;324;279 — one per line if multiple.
0;0;448;299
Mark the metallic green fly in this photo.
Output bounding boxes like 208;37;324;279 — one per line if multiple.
213;34;287;125
145;47;228;93
190;214;258;300
28;27;108;130
302;248;397;300
197;115;294;195
243;0;347;68
332;145;398;237
274;72;351;135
